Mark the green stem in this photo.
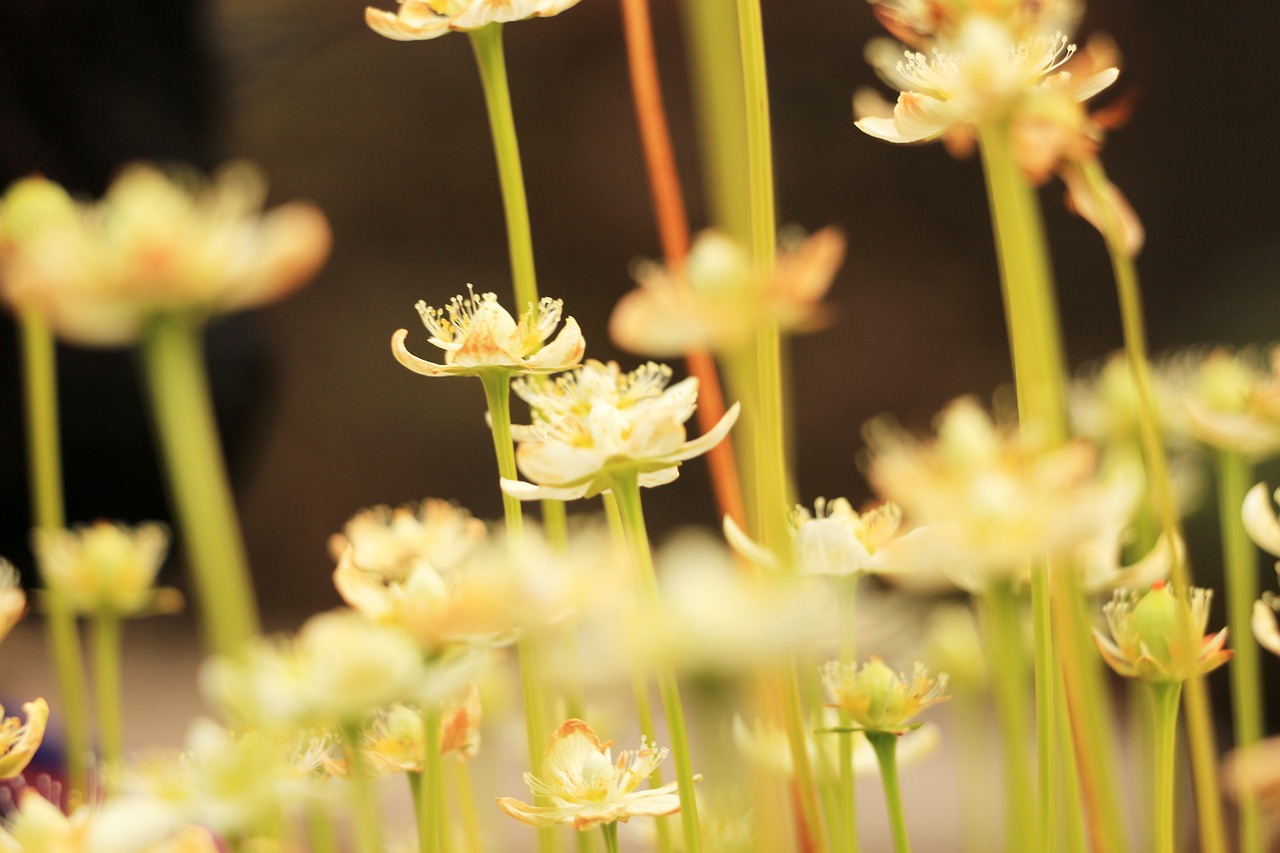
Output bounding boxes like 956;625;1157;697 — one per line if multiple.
469;23;538;310
1217;450;1264;853
339;722;385;853
305;801;340;853
542;499;568;550
980;582;1036;853
418;705;446;853
409;771;431;853
91;612;124;787
19;309;91;797
837;578;860;853
141;312;259;655
1148;682;1182;853
1030;565;1055;852
866;731;910;853
479;370;525;540
454;761;486;853
601;822;620;853
609;469;701;853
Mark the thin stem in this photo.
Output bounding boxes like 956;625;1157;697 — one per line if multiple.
866;732;910;853
469;23;538;310
141;312;259;656
601;822;620;853
454;760;486;853
980;582;1036;853
420;706;446;853
837;578;860;853
479;370;525;539
91;611;124;788
542;499;568;551
1217;449;1264;853
1030;565;1055;852
409;771;432;853
305;801;340;853
1148;682;1182;853
609;469;701;853
339;722;385;853
19;308;91;797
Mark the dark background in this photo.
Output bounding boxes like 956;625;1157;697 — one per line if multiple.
1;0;1278;626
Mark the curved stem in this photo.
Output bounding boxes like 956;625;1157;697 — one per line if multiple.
608;469;701;853
141;312;259;655
866;731;910;853
1148;682;1182;853
91;611;124;788
469;23;538;310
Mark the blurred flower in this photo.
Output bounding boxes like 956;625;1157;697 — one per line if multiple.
863;396;1136;589
0;699;48;779
496;719;688;830
332;686;482;777
733;713;941;777
0;164;330;347
610;227;844;357
366;0;583;42
1070;352;1191;448
391;288;583;378
923;604;986;691
1175;346;1280;459
0;789;216;853
864;0;1080;47
502;364;739;502
821;658;949;734
33;521;178;617
0;561;28;645
328;499;486;583
1094;582;1232;682
1224;736;1280;818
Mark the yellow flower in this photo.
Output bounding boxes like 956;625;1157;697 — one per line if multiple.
366;0;584;41
0;699;48;779
0;164;330;347
0;561;28;646
496;719;688;830
501;363;740;501
328;499;486;583
1094;582;1232;682
821;658;949;734
33;521;177;616
391;288;584;378
609;227;845;357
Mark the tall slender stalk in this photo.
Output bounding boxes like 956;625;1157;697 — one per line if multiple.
417;706;446;853
19;308;90;797
1148;682;1182;853
340;722;386;853
866;731;911;853
141;312;259;656
836;578;860;853
91;611;124;789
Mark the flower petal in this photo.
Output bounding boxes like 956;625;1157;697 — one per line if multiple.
1243;482;1280;558
391;328;453;377
1253;601;1280;657
665;402;740;463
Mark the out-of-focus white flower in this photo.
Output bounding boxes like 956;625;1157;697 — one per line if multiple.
366;0;583;42
501;362;739;502
497;719;688;830
0;789;219;853
864;0;1081;48
328;499;486;583
1095;582;1232;682
0;699;48;779
391;288;584;378
0;164;330;347
610;227;845;357
863;396;1137;589
33;521;176;616
331;686;482;777
1070;352;1191;448
1175;347;1280;460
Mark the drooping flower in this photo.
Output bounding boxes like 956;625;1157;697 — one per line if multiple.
33;521;178;616
610;227;845;357
0;699;49;779
501;363;739;502
366;0;583;42
821;658;949;734
0;164;331;347
1094;582;1232;682
391;287;584;378
496;719;689;830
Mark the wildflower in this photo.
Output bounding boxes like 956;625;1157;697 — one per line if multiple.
328;499;486;583
333;686;482;776
0;699;49;779
0;164;330;347
501;363;739;502
0;561;27;645
496;719;689;830
1094;582;1232;682
366;0;583;42
391;288;584;378
821;658;949;734
609;227;845;357
1176;346;1280;459
33;521;177;616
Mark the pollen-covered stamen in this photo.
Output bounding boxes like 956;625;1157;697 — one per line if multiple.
417;284;497;347
519;297;564;355
895;48;962;97
619;362;674;407
1021;32;1077;77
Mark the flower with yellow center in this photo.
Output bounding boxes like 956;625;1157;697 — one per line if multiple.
366;0;583;41
497;719;689;830
821;658;949;734
609;226;845;357
391;287;584;378
33;521;178;617
501;363;740;502
0;164;330;347
1094;582;1232;682
328;499;486;584
0;699;49;779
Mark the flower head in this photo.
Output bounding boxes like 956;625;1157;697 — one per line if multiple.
501;362;739;501
0;164;330;346
821;658;949;734
33;521;178;616
328;499;486;583
391;288;584;378
496;719;689;830
0;699;49;779
1175;346;1280;459
1094;582;1232;682
366;0;583;42
0;789;219;853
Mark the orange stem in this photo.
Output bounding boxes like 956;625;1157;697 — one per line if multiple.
618;0;746;531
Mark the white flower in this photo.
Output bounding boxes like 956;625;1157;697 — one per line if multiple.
496;719;689;830
328;499;486;583
1176;346;1280;459
391;288;584;378
33;522;174;616
366;0;583;42
501;365;740;501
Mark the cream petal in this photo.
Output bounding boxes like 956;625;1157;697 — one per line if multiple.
516;441;605;488
1072;67;1120;102
624;412;688;461
1252;600;1280;657
391;328;453;376
666;402;740;463
891;93;960;142
364;5;452;39
617;788;683;818
638;467;681;489
495;796;561;828
528;315;586;371
500;478;590;502
722;515;778;571
222;203;331;312
541;719;604;783
1243;482;1280;557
